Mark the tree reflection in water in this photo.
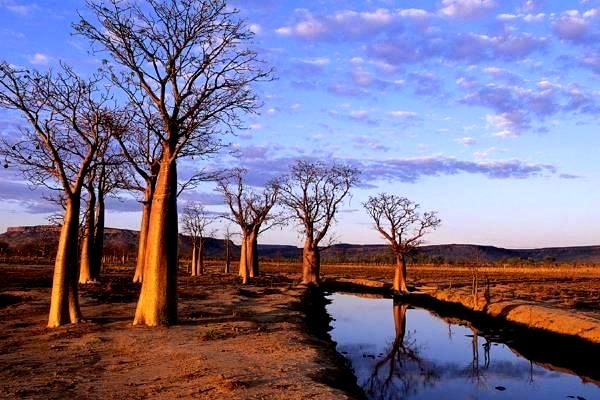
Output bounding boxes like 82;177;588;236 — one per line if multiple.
365;301;440;399
329;293;600;400
464;333;491;388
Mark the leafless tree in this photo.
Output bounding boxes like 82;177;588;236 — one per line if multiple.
110;110;162;284
222;224;234;273
279;161;359;285
366;302;439;398
75;0;271;325
217;170;280;284
363;194;441;293
93;150;131;275
0;62;113;327
79;170;98;283
181;202;214;276
78;132;129;283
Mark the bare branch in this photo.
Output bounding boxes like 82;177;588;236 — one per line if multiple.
279;160;360;249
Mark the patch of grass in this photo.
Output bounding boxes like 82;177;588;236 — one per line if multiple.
201;327;223;341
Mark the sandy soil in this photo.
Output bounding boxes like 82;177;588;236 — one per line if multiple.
3;260;599;399
0;264;361;400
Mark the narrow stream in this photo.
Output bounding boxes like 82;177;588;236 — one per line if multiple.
326;292;600;400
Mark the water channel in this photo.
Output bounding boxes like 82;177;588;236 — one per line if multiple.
326;292;600;400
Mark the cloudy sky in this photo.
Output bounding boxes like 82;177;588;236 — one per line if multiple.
0;0;599;248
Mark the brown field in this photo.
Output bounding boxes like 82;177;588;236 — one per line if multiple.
262;262;600;315
1;260;599;399
0;263;359;400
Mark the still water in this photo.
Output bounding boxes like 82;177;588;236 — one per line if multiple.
326;293;600;400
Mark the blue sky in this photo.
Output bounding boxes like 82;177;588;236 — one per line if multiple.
0;0;599;248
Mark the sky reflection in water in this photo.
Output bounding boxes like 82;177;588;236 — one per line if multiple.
326;293;600;400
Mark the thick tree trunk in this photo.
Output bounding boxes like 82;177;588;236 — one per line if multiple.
190;243;197;276
92;193;105;279
393;254;409;293
239;231;248;284
133;188;152;283
133;153;178;327
79;188;96;284
247;230;258;278
48;195;83;328
302;241;320;285
393;302;407;341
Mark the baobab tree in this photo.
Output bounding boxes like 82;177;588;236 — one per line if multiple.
76;0;270;325
110;112;162;284
79;137;127;283
79;173;98;283
217;170;280;284
0;63;113;327
280;161;359;285
92;152;130;277
367;301;438;397
222;224;234;273
363;194;441;293
181;203;214;276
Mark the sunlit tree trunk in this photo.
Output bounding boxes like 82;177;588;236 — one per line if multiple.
302;239;320;285
133;186;152;283
79;187;96;284
92;191;105;279
48;195;83;327
247;229;259;278
133;150;178;326
239;232;248;283
190;243;197;276
238;230;256;284
393;254;409;293
393;302;407;341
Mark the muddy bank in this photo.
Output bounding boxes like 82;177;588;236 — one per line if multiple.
0;264;362;399
425;287;600;344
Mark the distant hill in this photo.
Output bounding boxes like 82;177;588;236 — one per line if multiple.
318;243;600;264
2;225;600;264
0;225;234;259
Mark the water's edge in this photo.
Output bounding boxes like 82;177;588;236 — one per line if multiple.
321;279;600;387
299;285;367;399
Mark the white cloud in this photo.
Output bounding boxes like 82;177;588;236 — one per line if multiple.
498;12;545;22
388;110;418;119
440;0;496;19
486;112;524;137
301;57;330;66
249;23;262;34
397;8;431;18
1;1;36;15
28;52;49;65
474;147;497;158
350;110;369;120
275;27;292;36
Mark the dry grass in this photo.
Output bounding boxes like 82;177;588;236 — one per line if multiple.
260;261;600;314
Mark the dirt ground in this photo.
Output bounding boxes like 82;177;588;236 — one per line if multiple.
0;263;361;400
2;261;599;399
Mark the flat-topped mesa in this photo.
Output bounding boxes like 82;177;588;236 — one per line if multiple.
4;225;136;235
5;225;62;234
